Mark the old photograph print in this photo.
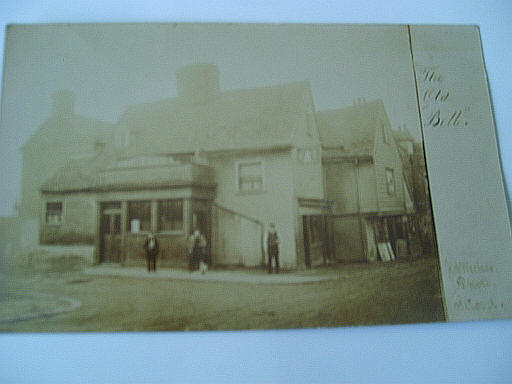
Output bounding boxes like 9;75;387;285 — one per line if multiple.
0;24;445;331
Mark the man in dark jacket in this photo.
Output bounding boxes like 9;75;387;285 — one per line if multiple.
264;223;280;274
187;229;208;273
143;232;159;272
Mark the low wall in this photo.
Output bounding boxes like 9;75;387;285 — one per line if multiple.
40;225;95;245
24;245;95;270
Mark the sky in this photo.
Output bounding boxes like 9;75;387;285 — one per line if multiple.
0;23;421;216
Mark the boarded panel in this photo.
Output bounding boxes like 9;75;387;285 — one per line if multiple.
377;242;395;262
211;205;263;267
363;218;378;262
303;215;326;267
330;216;365;262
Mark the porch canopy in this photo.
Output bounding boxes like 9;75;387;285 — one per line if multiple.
41;155;216;194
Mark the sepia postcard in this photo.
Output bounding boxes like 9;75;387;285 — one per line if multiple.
0;23;510;332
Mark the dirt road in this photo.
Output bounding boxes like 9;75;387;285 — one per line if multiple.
1;257;445;332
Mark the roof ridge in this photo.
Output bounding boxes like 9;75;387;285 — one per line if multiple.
316;98;383;115
122;79;312;115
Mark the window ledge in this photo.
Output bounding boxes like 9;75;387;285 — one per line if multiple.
156;231;186;236
235;189;265;196
127;230;186;236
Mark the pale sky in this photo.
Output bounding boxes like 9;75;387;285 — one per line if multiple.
0;23;421;216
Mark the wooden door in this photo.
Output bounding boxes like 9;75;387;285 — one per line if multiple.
303;215;326;267
100;203;122;263
303;216;311;268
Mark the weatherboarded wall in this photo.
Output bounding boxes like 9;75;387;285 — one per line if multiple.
324;160;377;215
373;119;407;213
329;216;366;262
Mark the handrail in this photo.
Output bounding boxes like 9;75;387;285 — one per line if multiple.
211;202;266;266
211;202;263;226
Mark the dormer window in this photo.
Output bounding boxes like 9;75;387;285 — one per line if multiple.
386;168;395;195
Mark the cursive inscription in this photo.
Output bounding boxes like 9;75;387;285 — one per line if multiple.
444;260;504;314
418;67;471;129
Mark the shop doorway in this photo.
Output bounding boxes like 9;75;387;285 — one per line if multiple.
302;215;328;268
100;202;122;263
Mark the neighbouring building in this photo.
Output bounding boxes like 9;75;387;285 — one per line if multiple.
18;90;114;250
33;63;416;269
0;216;21;266
317;99;415;264
393;124;436;257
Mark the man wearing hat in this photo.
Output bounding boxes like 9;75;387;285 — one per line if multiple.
264;223;280;274
143;232;159;272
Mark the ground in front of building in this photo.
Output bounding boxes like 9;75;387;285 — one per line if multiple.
0;257;445;332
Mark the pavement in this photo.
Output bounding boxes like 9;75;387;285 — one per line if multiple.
83;264;335;284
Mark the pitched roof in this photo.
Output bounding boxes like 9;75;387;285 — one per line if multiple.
40;153;106;192
118;81;312;156
41;153;218;193
315;100;388;158
22;114;113;152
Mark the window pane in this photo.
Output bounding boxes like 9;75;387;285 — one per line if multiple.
113;214;121;234
386;168;395;194
101;214;111;234
46;202;62;224
158;200;183;231
102;202;121;211
238;162;263;192
240;162;260;177
128;201;151;232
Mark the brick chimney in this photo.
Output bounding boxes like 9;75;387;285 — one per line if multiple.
177;63;220;105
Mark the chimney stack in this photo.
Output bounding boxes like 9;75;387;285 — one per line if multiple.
177;63;220;105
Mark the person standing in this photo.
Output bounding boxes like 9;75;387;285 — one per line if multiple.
264;223;280;274
143;232;159;273
188;229;208;273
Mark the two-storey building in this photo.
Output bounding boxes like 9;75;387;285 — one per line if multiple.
37;63;414;268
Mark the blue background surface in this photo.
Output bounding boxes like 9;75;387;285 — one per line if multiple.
0;1;511;382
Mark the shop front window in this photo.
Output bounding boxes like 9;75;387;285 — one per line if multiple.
128;201;151;233
158;199;184;231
